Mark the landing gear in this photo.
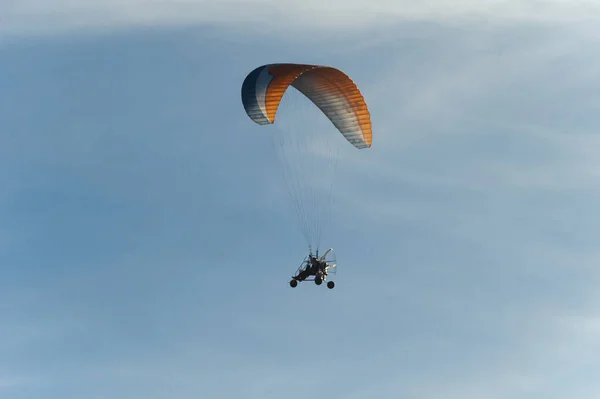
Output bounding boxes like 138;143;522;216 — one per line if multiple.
289;277;335;289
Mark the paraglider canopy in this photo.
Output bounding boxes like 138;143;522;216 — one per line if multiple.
241;63;372;149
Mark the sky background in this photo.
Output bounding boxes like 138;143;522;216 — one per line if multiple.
2;1;600;398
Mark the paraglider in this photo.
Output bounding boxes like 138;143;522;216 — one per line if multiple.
240;63;372;287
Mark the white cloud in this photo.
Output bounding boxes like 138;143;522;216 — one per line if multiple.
2;0;600;39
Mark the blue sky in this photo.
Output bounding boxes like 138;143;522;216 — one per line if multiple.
2;1;600;398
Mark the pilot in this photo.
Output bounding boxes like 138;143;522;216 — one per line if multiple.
309;256;320;273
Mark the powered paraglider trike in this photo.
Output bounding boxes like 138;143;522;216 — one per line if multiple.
240;63;372;288
289;248;337;289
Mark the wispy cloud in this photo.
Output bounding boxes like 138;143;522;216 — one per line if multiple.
2;0;600;39
328;20;600;214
